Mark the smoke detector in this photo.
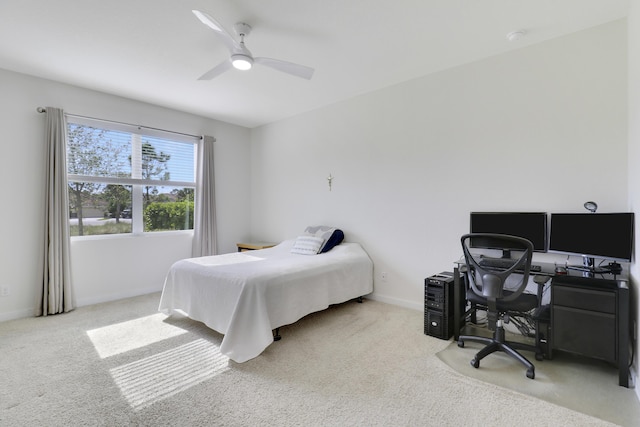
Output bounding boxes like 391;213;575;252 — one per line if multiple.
506;30;526;42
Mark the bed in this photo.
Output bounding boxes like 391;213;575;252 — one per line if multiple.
158;238;374;363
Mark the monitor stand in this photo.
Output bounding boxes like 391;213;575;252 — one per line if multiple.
500;249;511;259
565;256;609;277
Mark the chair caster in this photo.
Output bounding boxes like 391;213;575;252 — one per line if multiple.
457;339;465;348
470;358;479;369
526;368;535;379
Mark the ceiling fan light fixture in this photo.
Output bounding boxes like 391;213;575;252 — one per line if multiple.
231;54;253;70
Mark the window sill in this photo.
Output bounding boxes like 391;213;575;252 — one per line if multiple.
70;229;194;241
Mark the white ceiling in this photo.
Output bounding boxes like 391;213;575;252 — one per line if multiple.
0;0;630;128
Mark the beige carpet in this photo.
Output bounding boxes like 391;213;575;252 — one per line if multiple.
437;327;640;427
0;292;629;426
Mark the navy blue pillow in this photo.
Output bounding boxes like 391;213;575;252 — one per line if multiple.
320;229;344;253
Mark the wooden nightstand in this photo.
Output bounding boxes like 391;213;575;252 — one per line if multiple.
236;242;277;252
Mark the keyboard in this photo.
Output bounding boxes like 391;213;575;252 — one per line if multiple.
479;257;542;272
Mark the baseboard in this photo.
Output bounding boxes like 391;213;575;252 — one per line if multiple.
2;291;420;323
366;293;422;311
7;293;420;328
0;307;34;323
0;287;162;323
76;286;162;308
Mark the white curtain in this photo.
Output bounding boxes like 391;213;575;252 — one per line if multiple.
38;107;75;316
192;135;217;257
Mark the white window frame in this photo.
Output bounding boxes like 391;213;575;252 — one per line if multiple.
67;116;198;237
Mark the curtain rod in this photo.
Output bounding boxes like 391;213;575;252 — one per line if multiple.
36;107;202;140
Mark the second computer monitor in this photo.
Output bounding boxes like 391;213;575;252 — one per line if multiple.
469;212;548;257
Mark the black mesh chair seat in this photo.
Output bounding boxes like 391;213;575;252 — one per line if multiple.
466;289;538;313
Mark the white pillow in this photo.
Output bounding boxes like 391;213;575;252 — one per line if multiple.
304;225;337;252
290;235;325;255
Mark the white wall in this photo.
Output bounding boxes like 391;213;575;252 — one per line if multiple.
0;19;630;322
627;3;640;398
250;20;628;310
0;69;252;320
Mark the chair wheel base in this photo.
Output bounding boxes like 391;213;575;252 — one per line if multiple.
457;340;465;348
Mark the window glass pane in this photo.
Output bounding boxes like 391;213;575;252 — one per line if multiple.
68;124;132;179
69;183;132;236
140;135;195;184
143;186;194;232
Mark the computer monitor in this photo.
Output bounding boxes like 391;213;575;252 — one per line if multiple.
469;212;548;258
549;213;634;270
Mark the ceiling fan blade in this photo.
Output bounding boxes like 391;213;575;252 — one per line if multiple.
192;10;239;52
254;57;314;80
198;60;232;80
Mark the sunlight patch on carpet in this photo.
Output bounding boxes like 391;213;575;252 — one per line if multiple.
87;313;187;358
110;338;229;410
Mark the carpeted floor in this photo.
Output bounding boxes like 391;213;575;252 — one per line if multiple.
437;330;640;427
0;292;632;426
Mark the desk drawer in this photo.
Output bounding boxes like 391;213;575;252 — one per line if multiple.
553;286;615;314
552;305;616;362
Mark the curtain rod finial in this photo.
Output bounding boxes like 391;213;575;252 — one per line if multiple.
37;107;46;113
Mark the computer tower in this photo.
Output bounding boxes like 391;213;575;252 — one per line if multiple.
424;271;462;340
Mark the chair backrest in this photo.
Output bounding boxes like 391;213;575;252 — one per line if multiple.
460;233;533;303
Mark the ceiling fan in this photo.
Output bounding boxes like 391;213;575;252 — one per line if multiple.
192;10;315;80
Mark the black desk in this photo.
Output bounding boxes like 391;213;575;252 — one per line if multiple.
452;262;631;387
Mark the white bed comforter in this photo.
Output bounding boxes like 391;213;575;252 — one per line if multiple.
158;240;373;362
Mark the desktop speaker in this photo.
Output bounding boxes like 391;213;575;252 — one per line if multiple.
424;271;463;340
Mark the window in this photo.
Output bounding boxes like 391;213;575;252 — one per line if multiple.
66;117;197;237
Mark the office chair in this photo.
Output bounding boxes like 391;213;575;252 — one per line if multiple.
457;233;540;379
